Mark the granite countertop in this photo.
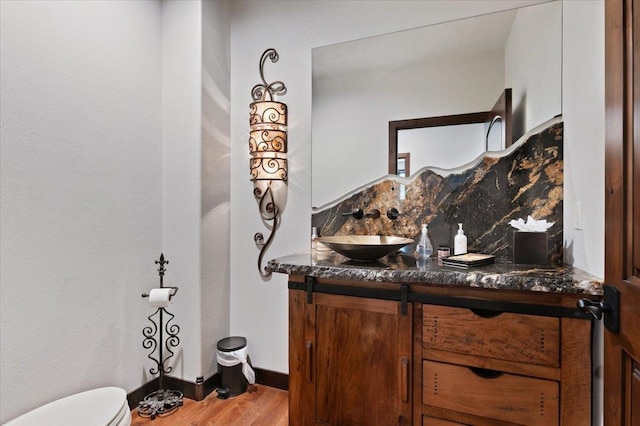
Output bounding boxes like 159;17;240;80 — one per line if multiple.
268;251;603;296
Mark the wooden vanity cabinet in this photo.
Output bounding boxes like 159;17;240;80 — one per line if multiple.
289;283;413;425
415;288;593;426
288;276;593;426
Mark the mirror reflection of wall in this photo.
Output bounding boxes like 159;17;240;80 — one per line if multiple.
397;124;486;174
397;154;409;178
397;153;409;200
312;0;561;209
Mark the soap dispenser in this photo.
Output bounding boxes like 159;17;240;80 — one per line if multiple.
415;224;433;260
454;223;467;255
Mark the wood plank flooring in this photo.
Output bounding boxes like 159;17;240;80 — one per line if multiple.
130;385;288;425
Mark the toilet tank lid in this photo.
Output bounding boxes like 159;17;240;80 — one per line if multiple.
5;387;128;426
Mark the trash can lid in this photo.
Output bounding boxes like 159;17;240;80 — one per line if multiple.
217;336;247;352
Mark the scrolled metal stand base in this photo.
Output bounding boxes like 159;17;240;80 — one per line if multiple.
137;389;184;419
138;254;183;420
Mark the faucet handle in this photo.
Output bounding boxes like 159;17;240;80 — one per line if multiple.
341;208;364;220
386;208;401;220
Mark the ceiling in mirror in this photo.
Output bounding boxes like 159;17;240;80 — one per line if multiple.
312;0;561;209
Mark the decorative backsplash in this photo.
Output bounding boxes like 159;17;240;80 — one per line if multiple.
312;120;564;264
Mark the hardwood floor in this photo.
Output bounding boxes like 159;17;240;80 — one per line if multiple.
130;385;288;425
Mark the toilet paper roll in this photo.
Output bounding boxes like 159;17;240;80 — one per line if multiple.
148;288;173;308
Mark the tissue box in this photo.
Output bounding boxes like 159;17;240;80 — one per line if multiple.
513;231;547;265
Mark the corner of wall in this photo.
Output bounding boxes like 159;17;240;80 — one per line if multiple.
200;0;232;379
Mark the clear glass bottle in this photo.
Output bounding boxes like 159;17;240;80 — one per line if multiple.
311;227;318;251
415;224;433;259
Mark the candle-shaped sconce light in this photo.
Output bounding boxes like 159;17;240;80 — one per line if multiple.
249;48;287;278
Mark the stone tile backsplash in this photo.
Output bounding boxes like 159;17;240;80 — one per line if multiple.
312;121;564;264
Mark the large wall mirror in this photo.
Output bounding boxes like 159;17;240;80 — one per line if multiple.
312;0;561;209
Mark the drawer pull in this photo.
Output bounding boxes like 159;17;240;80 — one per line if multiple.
469;308;503;318
468;366;504;379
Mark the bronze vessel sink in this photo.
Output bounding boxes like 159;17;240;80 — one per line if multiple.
317;235;413;261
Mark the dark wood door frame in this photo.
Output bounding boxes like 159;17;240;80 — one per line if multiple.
604;0;640;424
489;88;513;147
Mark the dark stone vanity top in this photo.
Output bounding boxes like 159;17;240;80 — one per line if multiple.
268;251;603;296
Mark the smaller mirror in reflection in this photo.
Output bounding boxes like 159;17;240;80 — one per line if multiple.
397;153;410;200
398;123;486;172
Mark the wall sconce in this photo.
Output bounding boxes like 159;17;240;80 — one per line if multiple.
249;48;287;278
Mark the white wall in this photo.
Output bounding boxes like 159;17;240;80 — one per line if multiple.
0;1;162;422
0;0;232;421
562;1;605;424
229;0;551;375
505;1;562;139
201;0;232;378
157;0;233;386
563;0;605;279
160;0;203;383
398;124;486;173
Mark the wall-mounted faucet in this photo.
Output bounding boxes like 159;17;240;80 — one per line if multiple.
340;208;381;220
386;208;401;220
341;208;364;220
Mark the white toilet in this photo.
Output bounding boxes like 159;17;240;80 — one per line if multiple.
5;387;131;426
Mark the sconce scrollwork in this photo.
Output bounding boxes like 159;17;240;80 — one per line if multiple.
249;48;288;278
251;48;287;102
253;184;279;277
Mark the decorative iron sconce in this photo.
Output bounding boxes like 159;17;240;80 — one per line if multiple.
249;48;287;277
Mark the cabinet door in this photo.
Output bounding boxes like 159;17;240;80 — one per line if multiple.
289;289;315;425
289;289;413;425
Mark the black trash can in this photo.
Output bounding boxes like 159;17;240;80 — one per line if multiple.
217;336;249;397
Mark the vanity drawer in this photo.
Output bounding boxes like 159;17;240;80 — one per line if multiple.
422;360;559;425
422;305;560;367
